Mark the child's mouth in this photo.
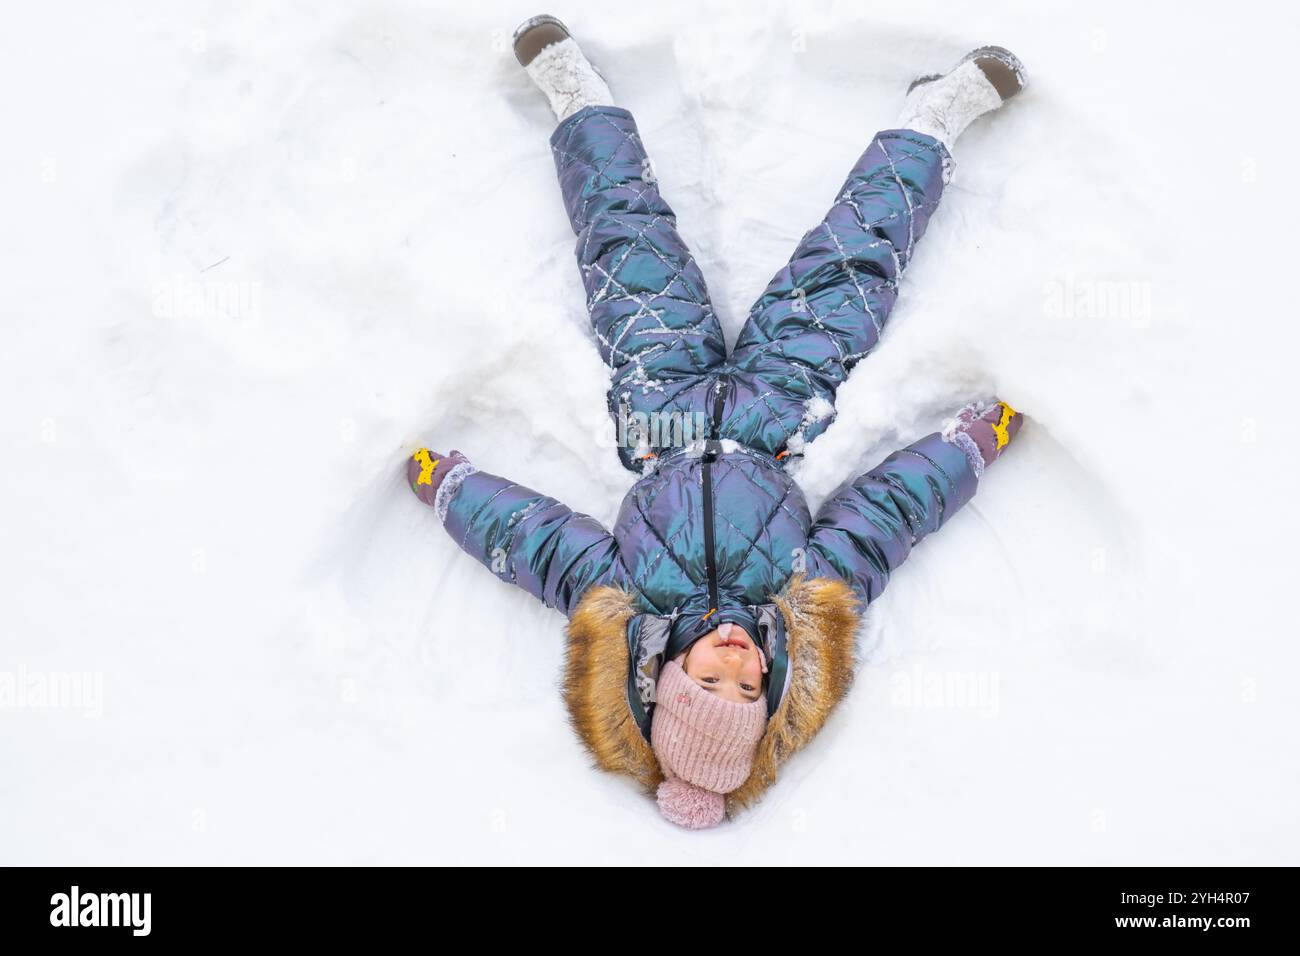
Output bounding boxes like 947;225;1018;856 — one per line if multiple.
714;621;749;650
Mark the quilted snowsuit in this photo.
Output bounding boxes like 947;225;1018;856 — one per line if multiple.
439;105;982;812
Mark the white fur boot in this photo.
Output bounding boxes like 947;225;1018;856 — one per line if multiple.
513;15;614;122
896;46;1027;152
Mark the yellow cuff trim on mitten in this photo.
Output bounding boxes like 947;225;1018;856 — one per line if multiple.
992;402;1018;450
412;448;440;486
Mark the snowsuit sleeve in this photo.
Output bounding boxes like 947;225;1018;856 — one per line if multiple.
440;468;626;617
805;431;978;605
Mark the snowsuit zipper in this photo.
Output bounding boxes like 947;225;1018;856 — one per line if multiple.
701;375;729;614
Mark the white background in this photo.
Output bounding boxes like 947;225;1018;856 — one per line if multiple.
2;0;1297;864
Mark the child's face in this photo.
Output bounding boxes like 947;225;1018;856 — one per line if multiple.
680;622;764;704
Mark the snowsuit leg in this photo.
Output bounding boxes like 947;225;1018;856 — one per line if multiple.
550;105;727;471
719;130;951;457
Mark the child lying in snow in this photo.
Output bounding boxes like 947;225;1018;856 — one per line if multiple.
408;15;1026;829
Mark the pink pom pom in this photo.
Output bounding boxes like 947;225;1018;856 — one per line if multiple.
656;778;726;829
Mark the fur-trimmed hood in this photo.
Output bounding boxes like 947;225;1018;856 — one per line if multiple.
562;575;861;818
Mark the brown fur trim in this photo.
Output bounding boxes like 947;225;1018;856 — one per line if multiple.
563;576;862;812
725;575;861;816
562;586;662;793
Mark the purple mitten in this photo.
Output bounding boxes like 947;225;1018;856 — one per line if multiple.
941;400;1023;477
407;447;471;509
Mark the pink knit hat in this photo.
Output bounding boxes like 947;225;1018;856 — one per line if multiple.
650;657;769;829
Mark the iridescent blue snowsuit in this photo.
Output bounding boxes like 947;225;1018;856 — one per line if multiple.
441;106;978;735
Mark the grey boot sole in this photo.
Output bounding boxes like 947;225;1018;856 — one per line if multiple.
907;45;1028;100
512;14;571;67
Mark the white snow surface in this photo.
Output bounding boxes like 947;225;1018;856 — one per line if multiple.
2;0;1298;864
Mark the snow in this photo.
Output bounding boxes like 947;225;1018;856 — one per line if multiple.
2;0;1297;864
